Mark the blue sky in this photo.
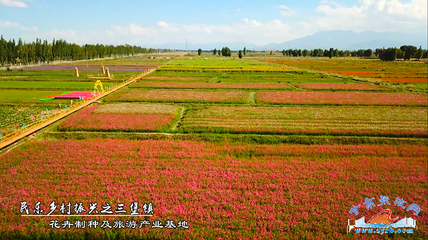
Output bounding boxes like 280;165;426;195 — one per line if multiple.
0;0;427;46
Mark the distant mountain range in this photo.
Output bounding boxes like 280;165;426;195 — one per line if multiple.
261;30;427;51
152;30;427;51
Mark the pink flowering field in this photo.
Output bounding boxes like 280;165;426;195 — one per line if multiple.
105;89;249;103
297;83;386;90
59;105;178;132
0;139;426;239
256;91;428;106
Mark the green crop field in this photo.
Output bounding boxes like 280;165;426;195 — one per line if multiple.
147;71;352;83
1;69;142;82
0;81;103;89
178;105;427;137
164;58;276;67
0;89;70;102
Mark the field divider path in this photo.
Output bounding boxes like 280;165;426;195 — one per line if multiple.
41;131;428;145
248;92;256;104
171;107;186;131
0;69;155;150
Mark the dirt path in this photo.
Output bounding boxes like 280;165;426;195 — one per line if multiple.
171;107;186;131
248;92;256;104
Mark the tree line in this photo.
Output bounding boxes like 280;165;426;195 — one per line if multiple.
203;45;427;61
0;36;159;66
208;47;247;58
276;46;427;61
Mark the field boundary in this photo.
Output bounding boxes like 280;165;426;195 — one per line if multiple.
171;108;186;131
248;92;256;104
41;131;428;145
0;69;155;150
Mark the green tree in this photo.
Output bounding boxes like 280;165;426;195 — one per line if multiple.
396;49;404;59
379;48;398;61
282;50;286;56
343;50;350;57
323;49;328;57
400;45;417;60
7;39;16;64
221;47;231;57
213;48;217;55
16;38;23;63
374;48;382;57
333;49;339;57
238;50;243;59
312;49;319;57
0;35;6;66
291;50;298;57
302;49;308;57
35;38;42;63
243;47;246;55
415;46;423;60
364;49;373;57
328;48;334;59
198;48;202;56
356;49;365;57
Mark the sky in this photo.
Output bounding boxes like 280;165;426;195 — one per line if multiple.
0;0;427;47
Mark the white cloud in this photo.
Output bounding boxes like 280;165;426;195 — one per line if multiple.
49;29;80;42
0;20;37;31
241;18;264;27
157;21;168;28
0;0;28;7
48;28;104;44
314;0;427;32
236;8;241;12
110;23;157;37
278;5;295;16
157;21;180;33
50;29;76;37
182;24;214;34
96;19;299;45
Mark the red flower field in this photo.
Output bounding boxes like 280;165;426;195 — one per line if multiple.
131;82;291;89
297;83;385;90
105;89;250;103
0;139;426;239
256;91;428;105
144;76;207;81
59;106;176;132
380;78;428;83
